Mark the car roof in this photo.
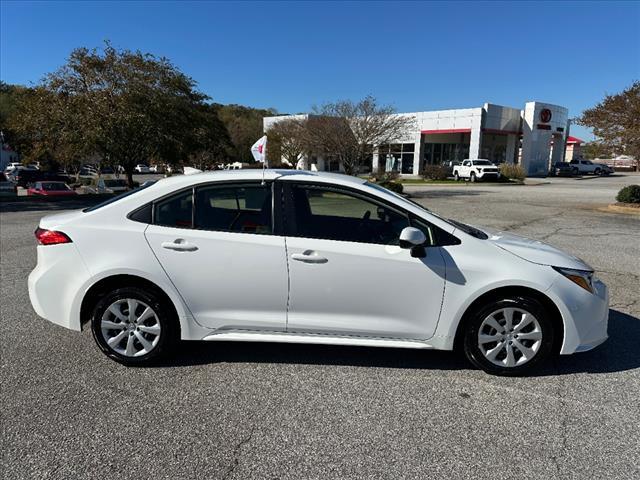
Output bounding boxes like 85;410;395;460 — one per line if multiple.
147;169;367;190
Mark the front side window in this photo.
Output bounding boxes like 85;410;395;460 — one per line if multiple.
154;190;193;228
289;185;409;245
194;184;272;234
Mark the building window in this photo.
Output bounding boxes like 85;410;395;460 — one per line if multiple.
378;143;415;174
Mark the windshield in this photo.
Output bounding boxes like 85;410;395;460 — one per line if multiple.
84;181;156;212
473;160;492;166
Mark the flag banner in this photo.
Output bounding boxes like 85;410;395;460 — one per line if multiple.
250;135;268;164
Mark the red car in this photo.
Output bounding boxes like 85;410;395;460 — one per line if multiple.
27;181;77;196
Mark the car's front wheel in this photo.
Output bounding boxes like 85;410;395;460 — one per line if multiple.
470;172;477;182
91;287;177;366
454;172;459;181
462;296;555;375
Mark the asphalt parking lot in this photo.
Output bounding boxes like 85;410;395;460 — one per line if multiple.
1;173;639;480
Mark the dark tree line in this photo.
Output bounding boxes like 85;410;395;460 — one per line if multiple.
0;43;276;185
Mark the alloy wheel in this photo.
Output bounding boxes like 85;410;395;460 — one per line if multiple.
100;298;161;357
477;307;542;368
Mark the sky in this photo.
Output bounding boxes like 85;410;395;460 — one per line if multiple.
1;1;639;141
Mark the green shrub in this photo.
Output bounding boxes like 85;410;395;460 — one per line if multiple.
499;163;526;181
377;180;403;194
616;185;640;203
421;165;449;180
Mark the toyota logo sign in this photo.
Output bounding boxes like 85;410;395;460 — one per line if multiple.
539;108;552;123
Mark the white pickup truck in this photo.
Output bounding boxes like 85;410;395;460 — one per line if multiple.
453;159;501;182
569;159;613;176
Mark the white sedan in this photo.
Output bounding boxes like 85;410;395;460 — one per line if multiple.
28;170;609;375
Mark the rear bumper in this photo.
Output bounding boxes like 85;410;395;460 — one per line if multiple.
28;243;92;331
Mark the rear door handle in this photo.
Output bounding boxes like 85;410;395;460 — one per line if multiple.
161;239;198;252
291;251;328;264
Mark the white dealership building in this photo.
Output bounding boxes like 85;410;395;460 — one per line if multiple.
264;101;575;176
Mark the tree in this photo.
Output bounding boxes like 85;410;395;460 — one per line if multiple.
266;118;306;166
187;104;232;169
577;81;640;171
217;104;278;163
12;42;227;185
581;141;609;160
303;95;415;175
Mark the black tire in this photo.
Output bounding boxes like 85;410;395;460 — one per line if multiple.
572;167;579;175
594;168;601;176
462;296;555;376
470;172;477;183
91;286;178;366
454;172;459;181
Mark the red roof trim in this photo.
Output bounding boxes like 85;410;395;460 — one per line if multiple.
566;136;584;144
421;128;471;134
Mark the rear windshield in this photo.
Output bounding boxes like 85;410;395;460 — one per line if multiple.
84;181;156;212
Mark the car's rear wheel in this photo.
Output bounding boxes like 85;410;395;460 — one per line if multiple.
91;287;177;366
462;296;555;375
594;168;601;176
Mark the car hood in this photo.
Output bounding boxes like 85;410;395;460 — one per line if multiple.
483;229;593;270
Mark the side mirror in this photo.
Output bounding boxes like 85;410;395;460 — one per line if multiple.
399;227;427;258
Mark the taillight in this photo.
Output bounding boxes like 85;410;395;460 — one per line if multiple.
35;228;72;245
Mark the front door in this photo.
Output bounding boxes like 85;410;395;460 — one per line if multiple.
283;183;446;340
145;182;288;331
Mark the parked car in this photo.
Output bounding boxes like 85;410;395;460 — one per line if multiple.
149;165;163;174
4;162;24;174
79;165;99;177
569;159;612;176
0;172;18;198
100;166;115;175
8;169;70;188
87;178;129;194
134;164;151;174
550;162;574;177
27;181;77;196
28;170;608;375
453;159;501;182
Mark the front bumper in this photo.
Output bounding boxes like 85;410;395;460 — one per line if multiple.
547;275;609;355
477;172;500;179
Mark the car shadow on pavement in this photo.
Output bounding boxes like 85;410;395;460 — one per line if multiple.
160;309;640;375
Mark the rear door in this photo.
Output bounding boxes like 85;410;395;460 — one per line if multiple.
145;181;288;331
282;182;447;340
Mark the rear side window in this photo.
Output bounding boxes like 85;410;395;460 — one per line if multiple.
154;190;193;228
194;184;272;234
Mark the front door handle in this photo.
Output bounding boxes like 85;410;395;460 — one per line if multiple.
291;251;328;264
161;239;198;252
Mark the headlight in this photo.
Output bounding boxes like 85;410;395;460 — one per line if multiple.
552;266;595;294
